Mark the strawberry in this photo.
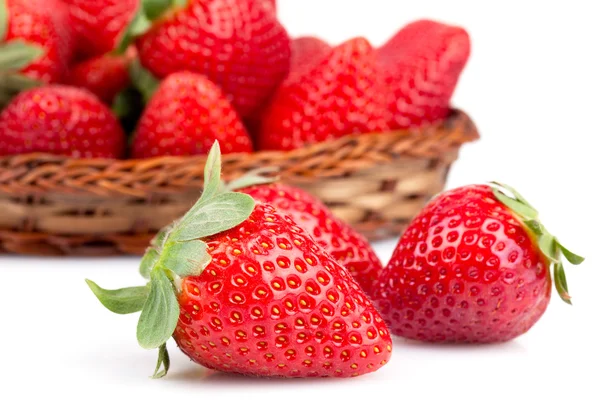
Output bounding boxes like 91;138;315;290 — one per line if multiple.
63;0;139;58
66;47;136;104
0;85;126;158
377;19;471;129
0;0;74;103
239;184;383;297
290;36;331;71
258;37;390;151
87;143;393;378
132;71;253;158
127;0;291;117
371;183;584;343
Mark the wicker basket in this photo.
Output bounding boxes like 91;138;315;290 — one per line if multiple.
0;110;478;256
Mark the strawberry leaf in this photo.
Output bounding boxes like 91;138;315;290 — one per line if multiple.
86;280;150;315
129;58;159;103
116;12;152;53
0;40;44;71
143;0;172;20
173;192;255;241
140;247;160;280
160;240;211;278
557;240;585;265
492;188;539;220
200;141;223;202
226;167;280;191
539;234;560;262
491;181;538;213
554;262;572;305
152;343;170;379
0;0;7;42
137;268;179;349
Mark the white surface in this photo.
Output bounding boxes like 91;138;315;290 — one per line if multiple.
2;0;600;399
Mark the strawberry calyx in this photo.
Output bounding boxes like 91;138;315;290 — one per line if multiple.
86;142;256;378
491;182;585;304
128;58;160;102
116;0;189;53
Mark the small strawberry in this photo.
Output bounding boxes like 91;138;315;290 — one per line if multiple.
132;71;253;158
67;47;137;104
124;0;291;117
377;20;471;129
290;36;331;71
371;183;584;343
0;85;126;158
0;0;74;103
239;184;383;297
87;143;393;378
63;0;139;58
258;37;390;151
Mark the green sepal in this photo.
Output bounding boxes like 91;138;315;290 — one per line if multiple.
112;90;134;118
152;222;175;250
0;40;44;71
554;262;572;305
538;234;560;263
129;58;159;103
200;141;223;202
143;0;172;20
116;12;152;53
140;247;160;280
86;280;150;315
492;188;539;220
0;0;8;42
152;343;170;379
557;240;585;265
159;240;211;278
137;268;180;350
490;181;538;213
225;167;280;192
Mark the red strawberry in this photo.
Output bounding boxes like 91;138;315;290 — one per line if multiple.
67;47;136;104
259;37;390;151
0;85;126;158
87;143;392;378
290;36;331;71
132;72;253;158
240;184;383;297
377;20;471;129
371;183;584;343
1;0;73;92
132;0;291;117
63;0;139;58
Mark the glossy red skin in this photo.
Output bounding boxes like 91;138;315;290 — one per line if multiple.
290;37;331;71
259;37;390;151
377;20;471;129
4;0;72;83
64;0;139;58
174;203;392;377
136;0;291;117
241;184;383;297
0;86;125;158
132;72;253;158
67;48;136;104
372;185;551;343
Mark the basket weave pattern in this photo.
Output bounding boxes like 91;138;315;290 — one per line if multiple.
0;110;478;256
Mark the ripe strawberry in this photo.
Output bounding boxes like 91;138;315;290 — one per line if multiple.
87;143;392;378
377;20;471;129
132;72;253;158
240;184;383;297
258;37;390;151
131;0;291;117
67;47;136;104
63;0;139;58
0;85;126;158
371;183;584;343
290;36;331;71
1;0;73;96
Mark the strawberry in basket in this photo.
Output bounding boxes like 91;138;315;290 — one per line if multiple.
87;142;392;378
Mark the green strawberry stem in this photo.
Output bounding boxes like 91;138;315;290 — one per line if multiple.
491;182;584;304
87;141;256;378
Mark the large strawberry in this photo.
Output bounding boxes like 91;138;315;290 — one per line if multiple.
0;0;73;104
290;36;331;71
239;184;383;297
0;85;126;158
371;183;584;343
377;20;471;129
122;0;291;117
258;37;390;151
63;0;139;58
67;47;137;104
132;71;253;158
87;143;393;378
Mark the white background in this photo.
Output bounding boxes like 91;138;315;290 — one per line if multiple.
2;1;599;399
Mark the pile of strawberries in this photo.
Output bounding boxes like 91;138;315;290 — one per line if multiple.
0;0;470;159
